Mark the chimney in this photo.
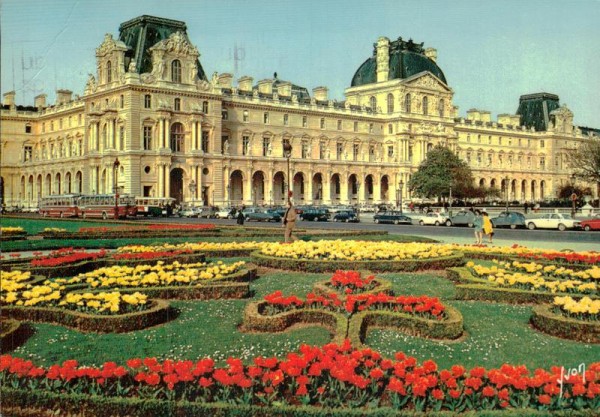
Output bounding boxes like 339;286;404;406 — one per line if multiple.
425;47;437;62
277;81;292;97
480;111;491;123
257;79;273;95
56;89;73;105
217;73;233;88
238;76;253;92
3;91;15;107
466;109;480;121
35;94;47;109
312;86;328;101
376;37;390;83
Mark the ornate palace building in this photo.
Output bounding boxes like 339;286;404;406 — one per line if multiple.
1;15;598;208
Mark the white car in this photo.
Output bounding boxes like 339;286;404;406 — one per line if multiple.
419;212;450;226
215;208;235;219
526;213;581;231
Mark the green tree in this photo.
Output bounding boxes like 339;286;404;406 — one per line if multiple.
408;145;475;200
566;138;600;195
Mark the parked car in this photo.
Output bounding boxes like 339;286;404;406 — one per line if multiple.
332;211;360;223
198;207;218;218
373;211;412;225
215;207;237;219
179;207;200;218
491;211;527;229
419;212;449;226
299;208;330;221
445;210;475;227
526;213;581;231
244;208;282;222
580;216;600;231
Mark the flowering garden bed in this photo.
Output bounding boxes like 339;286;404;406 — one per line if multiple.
252;241;465;273
242;271;463;345
531;297;600;343
2;341;600;415
0;226;27;241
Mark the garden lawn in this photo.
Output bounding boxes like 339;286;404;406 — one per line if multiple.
7;267;599;372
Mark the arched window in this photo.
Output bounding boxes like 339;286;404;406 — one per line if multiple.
404;94;411;113
369;96;377;111
171;60;182;83
106;61;112;83
387;94;394;114
422;96;428;116
202;101;209;113
170;122;184;153
438;98;444;117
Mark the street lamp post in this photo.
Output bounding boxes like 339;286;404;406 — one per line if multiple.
398;180;404;214
571;174;577;218
283;140;292;202
504;176;509;213
113;158;120;219
449;185;453;217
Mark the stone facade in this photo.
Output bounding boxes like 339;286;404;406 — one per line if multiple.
1;17;597;209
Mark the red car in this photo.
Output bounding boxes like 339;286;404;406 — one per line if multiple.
580;216;600;231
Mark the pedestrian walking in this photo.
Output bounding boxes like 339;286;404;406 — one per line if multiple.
282;194;298;243
473;209;483;244
237;205;245;225
482;211;494;243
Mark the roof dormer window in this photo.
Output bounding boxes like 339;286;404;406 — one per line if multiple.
171;59;182;83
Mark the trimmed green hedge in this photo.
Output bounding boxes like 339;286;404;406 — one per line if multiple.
531;305;600;343
446;268;598;304
3;387;597;417
312;278;393;298
251;251;465;273
0;318;26;352
241;301;347;344
1;299;173;333
349;304;464;346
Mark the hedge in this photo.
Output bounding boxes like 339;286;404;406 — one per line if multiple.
2;387;597;417
1;299;173;333
350;304;464;345
531;304;600;344
251;251;465;273
241;301;347;344
312;278;393;298
0;319;28;353
446;268;598;304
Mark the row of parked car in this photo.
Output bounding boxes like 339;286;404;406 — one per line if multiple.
373;210;600;231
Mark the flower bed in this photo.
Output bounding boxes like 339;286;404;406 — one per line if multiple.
531;303;600;343
312;271;393;298
253;241;464;272
31;247;107;267
41;224;218;240
116;242;264;258
2;342;599;414
243;271;462;344
0;227;27;241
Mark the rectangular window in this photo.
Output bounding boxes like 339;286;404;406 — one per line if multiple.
59;119;63;129
319;142;325;159
488;135;492;144
144;95;151;108
302;116;307;128
24;146;32;161
51;121;54;131
263;112;269;124
120;95;124;109
477;152;482;165
320;118;325;129
302;142;309;159
337;120;342;130
42;122;45;133
336;143;343;160
143;126;152;150
263;137;270;156
388;124;393;134
243;135;250;156
353;144;359;161
387;145;394;158
202;101;209;113
408;145;413;161
222;110;228;120
540;140;545;148
353;121;358;132
201;131;209;152
25;125;32;134
283;114;289;126
540;156;545;168
369;123;373;133
174;98;181;111
369;145;375;162
119;126;125;149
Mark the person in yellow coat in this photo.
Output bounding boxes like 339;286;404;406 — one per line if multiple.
482;211;494;244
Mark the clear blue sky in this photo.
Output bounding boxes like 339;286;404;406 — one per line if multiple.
2;0;599;127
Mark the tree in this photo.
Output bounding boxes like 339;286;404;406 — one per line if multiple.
557;184;591;200
566;138;600;195
408;145;475;200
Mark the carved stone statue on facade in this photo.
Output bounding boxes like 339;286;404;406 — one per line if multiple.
224;139;230;154
85;74;97;95
128;61;137;73
189;63;197;82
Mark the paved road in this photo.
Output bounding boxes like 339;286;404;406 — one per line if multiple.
144;215;600;252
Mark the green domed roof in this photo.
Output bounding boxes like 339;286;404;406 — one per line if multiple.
351;37;446;87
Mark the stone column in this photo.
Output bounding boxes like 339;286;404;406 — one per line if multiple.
243;168;253;204
373;177;381;204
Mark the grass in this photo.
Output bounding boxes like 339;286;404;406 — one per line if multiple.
7;264;598;372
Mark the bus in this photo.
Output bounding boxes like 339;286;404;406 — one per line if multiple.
135;197;176;217
78;194;137;219
39;194;81;218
